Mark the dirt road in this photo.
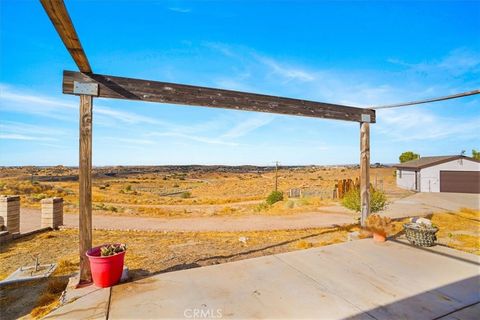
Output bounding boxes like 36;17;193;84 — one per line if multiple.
18;192;479;233
20;206;354;233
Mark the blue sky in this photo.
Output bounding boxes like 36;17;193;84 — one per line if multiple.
1;0;479;166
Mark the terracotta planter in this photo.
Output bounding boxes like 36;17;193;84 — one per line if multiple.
373;232;386;242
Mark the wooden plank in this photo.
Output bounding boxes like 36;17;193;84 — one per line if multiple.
360;122;370;226
63;71;376;122
40;0;92;73
79;95;93;283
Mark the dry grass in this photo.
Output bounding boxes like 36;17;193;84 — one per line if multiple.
431;208;480;255
0;167;404;218
30;292;59;318
0;227;356;281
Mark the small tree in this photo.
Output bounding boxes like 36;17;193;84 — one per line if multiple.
472;149;480;160
399;151;420;163
266;191;283;205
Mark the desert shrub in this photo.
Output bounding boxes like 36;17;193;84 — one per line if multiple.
296;240;313;249
285;200;295;209
181;191;191;199
341;188;387;213
266;191;283;205
254;202;270;212
365;214;392;236
219;206;236;215
6;181;52;195
95;203;107;210
173;183;180;188
32;193;48;201
125;185;132;192
299;197;311;206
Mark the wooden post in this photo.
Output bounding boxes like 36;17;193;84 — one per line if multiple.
79;95;93;283
360;122;370;226
274;161;279;192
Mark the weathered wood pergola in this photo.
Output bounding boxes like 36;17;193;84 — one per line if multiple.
40;0;375;283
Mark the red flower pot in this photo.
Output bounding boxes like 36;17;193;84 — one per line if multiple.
86;244;126;288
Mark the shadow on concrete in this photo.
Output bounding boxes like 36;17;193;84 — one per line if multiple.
390;239;480;267
343;276;480;320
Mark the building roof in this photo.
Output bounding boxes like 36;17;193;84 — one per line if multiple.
395;155;479;170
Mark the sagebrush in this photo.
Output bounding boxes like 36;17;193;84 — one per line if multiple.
266;191;283;205
341;188;387;213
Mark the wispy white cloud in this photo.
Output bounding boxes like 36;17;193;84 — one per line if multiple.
203;42;237;58
0;84;167;126
255;55;316;82
148;131;238;146
0;121;65;136
376;108;480;142
94;106;164;125
102;137;156;145
205;43;316;84
168;7;191;13
0;121;65;142
388;48;480;77
0;133;56;141
222;115;274;139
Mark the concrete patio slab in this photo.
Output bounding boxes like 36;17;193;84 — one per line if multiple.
43;286;110;320
278;240;479;319
102;239;480;319
41;238;479;319
379;192;480;219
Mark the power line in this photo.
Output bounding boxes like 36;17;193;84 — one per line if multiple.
372;89;480;110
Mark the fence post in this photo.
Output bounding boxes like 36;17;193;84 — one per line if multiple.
41;197;64;229
0;195;20;234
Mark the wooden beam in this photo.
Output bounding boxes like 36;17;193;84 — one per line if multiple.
79;95;93;283
40;0;92;73
360;122;371;226
63;71;376;123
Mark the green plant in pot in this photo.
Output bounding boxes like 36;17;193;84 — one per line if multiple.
100;244;127;256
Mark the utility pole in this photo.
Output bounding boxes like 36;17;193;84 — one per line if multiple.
275;161;279;192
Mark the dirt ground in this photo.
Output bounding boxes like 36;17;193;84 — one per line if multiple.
0;166;406;218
